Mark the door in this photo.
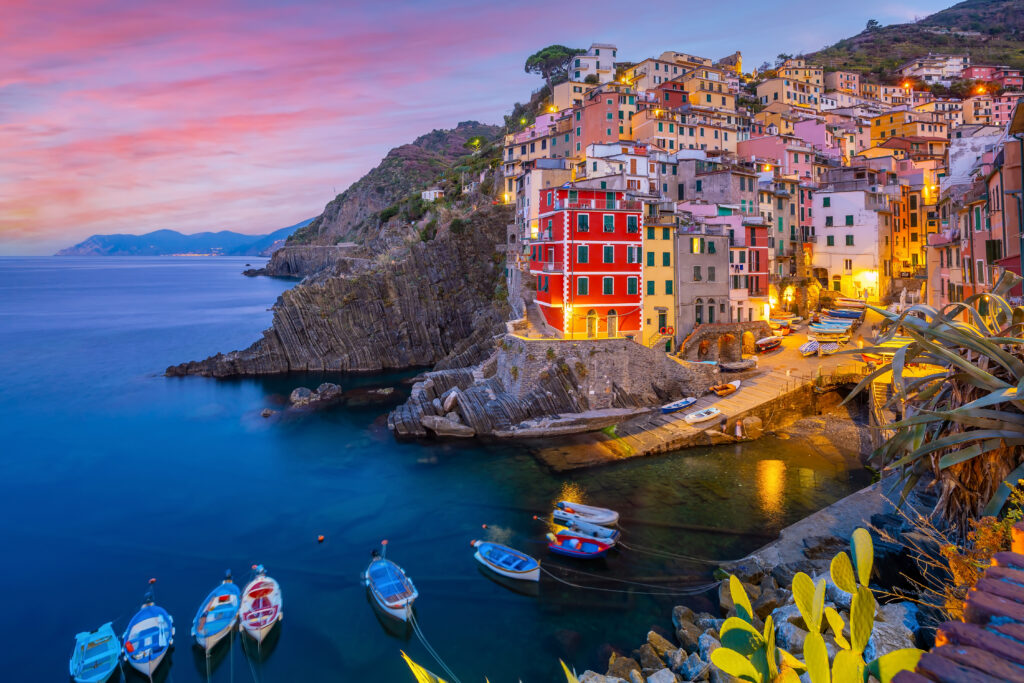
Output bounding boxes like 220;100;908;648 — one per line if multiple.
607;310;618;338
657;312;667;332
586;310;597;338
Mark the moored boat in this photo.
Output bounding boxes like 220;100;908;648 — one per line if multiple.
719;359;756;372
191;571;241;652
684;406;721;424
122;582;174;677
553;501;619;526
710;380;741;397
70;622;120;683
471;540;540;581
798;340;819;357
661;396;696;414
755;336;781;352
363;542;417;622
240;565;282;641
546;532;612;559
563;518;620;545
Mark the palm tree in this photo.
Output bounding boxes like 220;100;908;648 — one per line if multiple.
848;270;1024;533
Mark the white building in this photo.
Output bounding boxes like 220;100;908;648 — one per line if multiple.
571;43;618;83
896;53;969;86
421;188;445;202
810;190;891;301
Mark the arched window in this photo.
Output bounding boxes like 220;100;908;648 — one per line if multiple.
607;309;618;338
695;298;703;325
707;298;716;324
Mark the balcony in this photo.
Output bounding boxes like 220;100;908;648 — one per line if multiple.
553;199;642;211
679;224;724;235
805;235;817;243
539;261;563;273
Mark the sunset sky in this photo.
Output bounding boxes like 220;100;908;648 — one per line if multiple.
1;0;951;254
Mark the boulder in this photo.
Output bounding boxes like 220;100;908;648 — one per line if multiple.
742;415;764;440
697;632;721;663
676;653;709;681
607;654;641;680
718;579;760;616
315;382;342;400
432;397;444;413
666;648;687;673
648;631;675;658
864;602;920;660
442;388;461;412
671;605;696;630
445;411;462;423
260;408;276;418
752;588;786;620
630;672;645;683
637;643;664;671
821;575;853;610
802;535;847;560
774;620;809;655
675;621;703;652
579;673;627;683
419;414;475;437
692;613;722;632
646;669;679;683
289;387;314;406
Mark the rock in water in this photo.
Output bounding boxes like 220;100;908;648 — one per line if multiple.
290;387;314;406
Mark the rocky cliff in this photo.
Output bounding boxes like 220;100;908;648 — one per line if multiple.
243;244;368;278
167;205;511;377
287;121;500;248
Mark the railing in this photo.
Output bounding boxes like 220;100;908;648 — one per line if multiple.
552;199;642;211
539;261;563;272
805;235;818;243
679;224;724;235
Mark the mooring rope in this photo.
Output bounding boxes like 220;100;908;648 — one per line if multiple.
409;611;462;683
617;540;725;565
540;566;718;596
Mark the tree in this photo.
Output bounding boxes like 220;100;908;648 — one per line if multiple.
583;74;599;85
525;45;585;95
866;18;881;31
775;53;793;68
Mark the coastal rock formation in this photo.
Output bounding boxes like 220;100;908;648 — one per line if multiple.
244;244;369;279
388;336;710;438
167;205;510;377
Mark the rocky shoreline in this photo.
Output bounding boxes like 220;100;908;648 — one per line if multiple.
577;476;936;683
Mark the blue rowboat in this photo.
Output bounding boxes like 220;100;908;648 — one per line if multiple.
825;308;862;319
363;542;417;622
122;585;174;677
661;396;696;414
472;540;540;581
546;532;611;559
69;622;119;683
799;340;819;357
809;324;849;333
191;571;241;651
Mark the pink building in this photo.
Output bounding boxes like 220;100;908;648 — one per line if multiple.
994;67;1023;90
793;119;842;159
737;135;815;179
993;93;1023;126
962;65;997;81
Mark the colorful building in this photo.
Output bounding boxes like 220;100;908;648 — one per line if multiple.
642;212;677;348
824;70;860;94
571;43;618;84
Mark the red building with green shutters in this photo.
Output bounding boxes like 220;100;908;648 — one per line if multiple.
528;186;644;338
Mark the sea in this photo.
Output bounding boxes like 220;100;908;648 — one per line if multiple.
0;256;870;682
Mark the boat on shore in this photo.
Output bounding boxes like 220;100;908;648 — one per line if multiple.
710;380;741;397
240;565;282;641
798;340;819;357
835;298;866;309
553;501;619;526
825;308;862;319
661;396;696;414
191;571;240;652
363;542;417;622
755;336;782;352
819;342;840;355
122;582;174;677
684;406;721;424
546;532;612;559
719;359;755;372
471;540;540;582
70;622;120;683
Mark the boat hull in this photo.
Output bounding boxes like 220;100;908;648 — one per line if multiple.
240;574;282;643
194;623;234;651
684;408;721;424
363;557;417;622
547;533;611;558
70;623;120;683
553;501;618;526
661;397;696;414
473;550;540;582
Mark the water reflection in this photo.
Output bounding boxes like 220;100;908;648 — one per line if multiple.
756;459;786;521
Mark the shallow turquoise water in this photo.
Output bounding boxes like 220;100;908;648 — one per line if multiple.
0;257;869;682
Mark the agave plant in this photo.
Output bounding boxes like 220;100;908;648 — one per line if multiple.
847;269;1024;533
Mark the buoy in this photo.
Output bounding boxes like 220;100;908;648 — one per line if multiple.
148;578;156;584
382;539;389;546
317;535;325;543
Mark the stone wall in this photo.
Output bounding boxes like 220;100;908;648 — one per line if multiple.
679;321;773;361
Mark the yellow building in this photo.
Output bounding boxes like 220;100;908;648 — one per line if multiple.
632;107;738;153
870;110;947;145
643;215;676;350
679;67;736;111
778;58;823;87
551;81;596;111
963;95;993;125
914;99;963;132
756;77;823;110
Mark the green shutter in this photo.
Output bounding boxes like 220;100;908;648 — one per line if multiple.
647;280;655;295
666;280;673;294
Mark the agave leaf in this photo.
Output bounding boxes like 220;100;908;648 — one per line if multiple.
830;649;864;683
900;327;1011;391
936;441;989;469
896;430;1024;462
982;461;1024;516
721;617;764;656
710;648;761;682
909;321;1024;380
842;362;897;404
730;575;755;624
959;386;1023;411
830;552;858;594
824;607;850;650
559;660;579;683
401;651;448;683
864;649;925;683
803;632;831;683
851;529;873;586
850;586;875;654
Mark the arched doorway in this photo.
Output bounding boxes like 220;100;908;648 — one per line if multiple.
718;333;737;361
607;309;618;338
586;310;597;338
707;299;716;324
742;331;756;355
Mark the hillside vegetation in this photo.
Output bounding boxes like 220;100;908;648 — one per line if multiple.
806;0;1024;76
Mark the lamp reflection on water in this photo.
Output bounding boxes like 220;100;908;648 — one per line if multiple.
756;459;786;520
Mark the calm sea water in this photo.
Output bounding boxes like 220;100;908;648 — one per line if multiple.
0;257;869;682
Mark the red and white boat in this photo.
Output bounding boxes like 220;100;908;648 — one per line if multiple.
239;565;282;642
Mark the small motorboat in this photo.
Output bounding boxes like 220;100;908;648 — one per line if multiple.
471;540;540;582
191;570;241;652
122;582;174;677
70;622;120;683
546;532;612;559
553;501;619;526
564;518;620;546
363;542;417;621
719;359;756;372
710;380;741;397
755;336;781;352
661;396;697;414
799;340;819;357
684;406;721;424
240;565;282;641
819;342;840;355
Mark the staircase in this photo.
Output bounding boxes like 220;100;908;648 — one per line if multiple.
646;332;673;350
868;378;897;449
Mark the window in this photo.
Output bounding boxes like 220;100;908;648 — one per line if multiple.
826;235;835;246
695;299;703;324
693;266;702;281
602;277;614;295
665;280;673;294
603;245;614;263
647;280;655;295
845;215;853;226
603;215;614;232
825;216;833;227
662;228;669;240
844;259;852;271
647;251;654;266
627;246;640;263
662;252;670;266
696;180;703;192
627;215;638;232
577;277;588;295
708;266;716;281
627;277;638;295
577;214;589;232
577;245;588;263
823;197;830;207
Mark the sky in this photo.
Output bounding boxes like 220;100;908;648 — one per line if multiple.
1;0;953;254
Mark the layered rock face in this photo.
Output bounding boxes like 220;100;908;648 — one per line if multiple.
388;336;707;438
167;206;511;377
244;244;368;279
